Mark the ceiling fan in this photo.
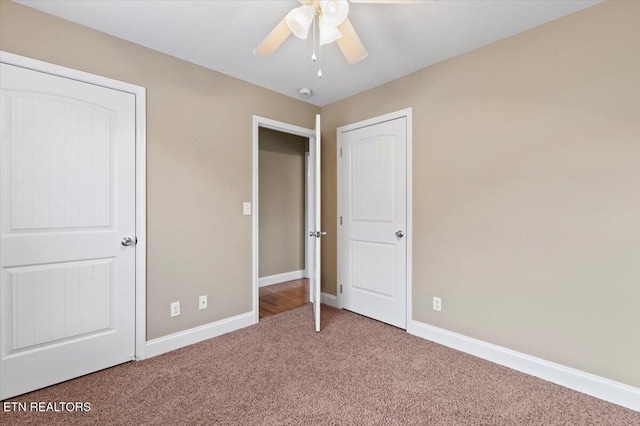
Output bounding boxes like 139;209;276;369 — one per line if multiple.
254;0;386;66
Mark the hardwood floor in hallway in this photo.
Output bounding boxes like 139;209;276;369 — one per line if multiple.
259;278;309;319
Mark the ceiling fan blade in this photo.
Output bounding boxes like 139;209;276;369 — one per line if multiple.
253;18;292;57
336;18;368;64
349;0;421;3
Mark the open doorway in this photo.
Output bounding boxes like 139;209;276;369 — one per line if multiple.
252;115;322;331
257;127;310;319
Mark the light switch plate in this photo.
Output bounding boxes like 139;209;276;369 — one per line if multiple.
243;202;251;215
171;301;181;317
433;297;442;312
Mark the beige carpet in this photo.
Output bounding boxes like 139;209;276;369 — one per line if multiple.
2;305;638;425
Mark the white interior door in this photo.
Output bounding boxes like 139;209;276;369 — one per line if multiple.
0;63;136;399
310;114;322;332
341;117;407;329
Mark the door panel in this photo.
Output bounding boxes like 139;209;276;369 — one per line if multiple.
9;95;112;230
342;118;407;329
9;259;112;350
351;137;395;222
351;240;396;297
0;63;136;399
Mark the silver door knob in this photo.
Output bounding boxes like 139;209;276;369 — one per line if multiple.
121;237;134;247
395;230;404;238
309;231;327;238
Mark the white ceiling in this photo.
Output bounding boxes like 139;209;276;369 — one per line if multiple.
16;0;601;106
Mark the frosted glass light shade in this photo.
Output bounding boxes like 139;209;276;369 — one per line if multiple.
286;5;315;39
319;16;342;45
320;0;349;27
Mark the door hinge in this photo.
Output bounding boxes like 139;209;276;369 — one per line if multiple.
340;284;343;294
340;216;342;225
340;147;342;157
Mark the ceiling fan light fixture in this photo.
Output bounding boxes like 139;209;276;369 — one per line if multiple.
285;5;315;39
319;16;342;46
320;0;349;27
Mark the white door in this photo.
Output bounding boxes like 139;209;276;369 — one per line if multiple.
341;117;407;328
310;114;322;332
0;63;136;399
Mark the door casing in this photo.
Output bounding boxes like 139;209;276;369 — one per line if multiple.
336;108;413;327
0;51;147;359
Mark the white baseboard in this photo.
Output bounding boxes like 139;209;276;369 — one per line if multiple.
145;311;255;358
321;292;338;308
407;320;640;412
259;270;305;287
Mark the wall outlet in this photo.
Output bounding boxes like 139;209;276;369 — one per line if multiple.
170;301;181;317
199;295;208;310
243;202;251;215
433;297;442;312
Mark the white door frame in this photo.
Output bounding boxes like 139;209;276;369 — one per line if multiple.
0;51;148;359
336;108;413;327
252;116;315;322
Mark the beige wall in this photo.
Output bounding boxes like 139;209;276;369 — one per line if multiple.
258;128;307;278
0;0;320;340
321;0;640;387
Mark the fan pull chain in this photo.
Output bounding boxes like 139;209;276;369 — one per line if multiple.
317;19;323;78
311;16;317;62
